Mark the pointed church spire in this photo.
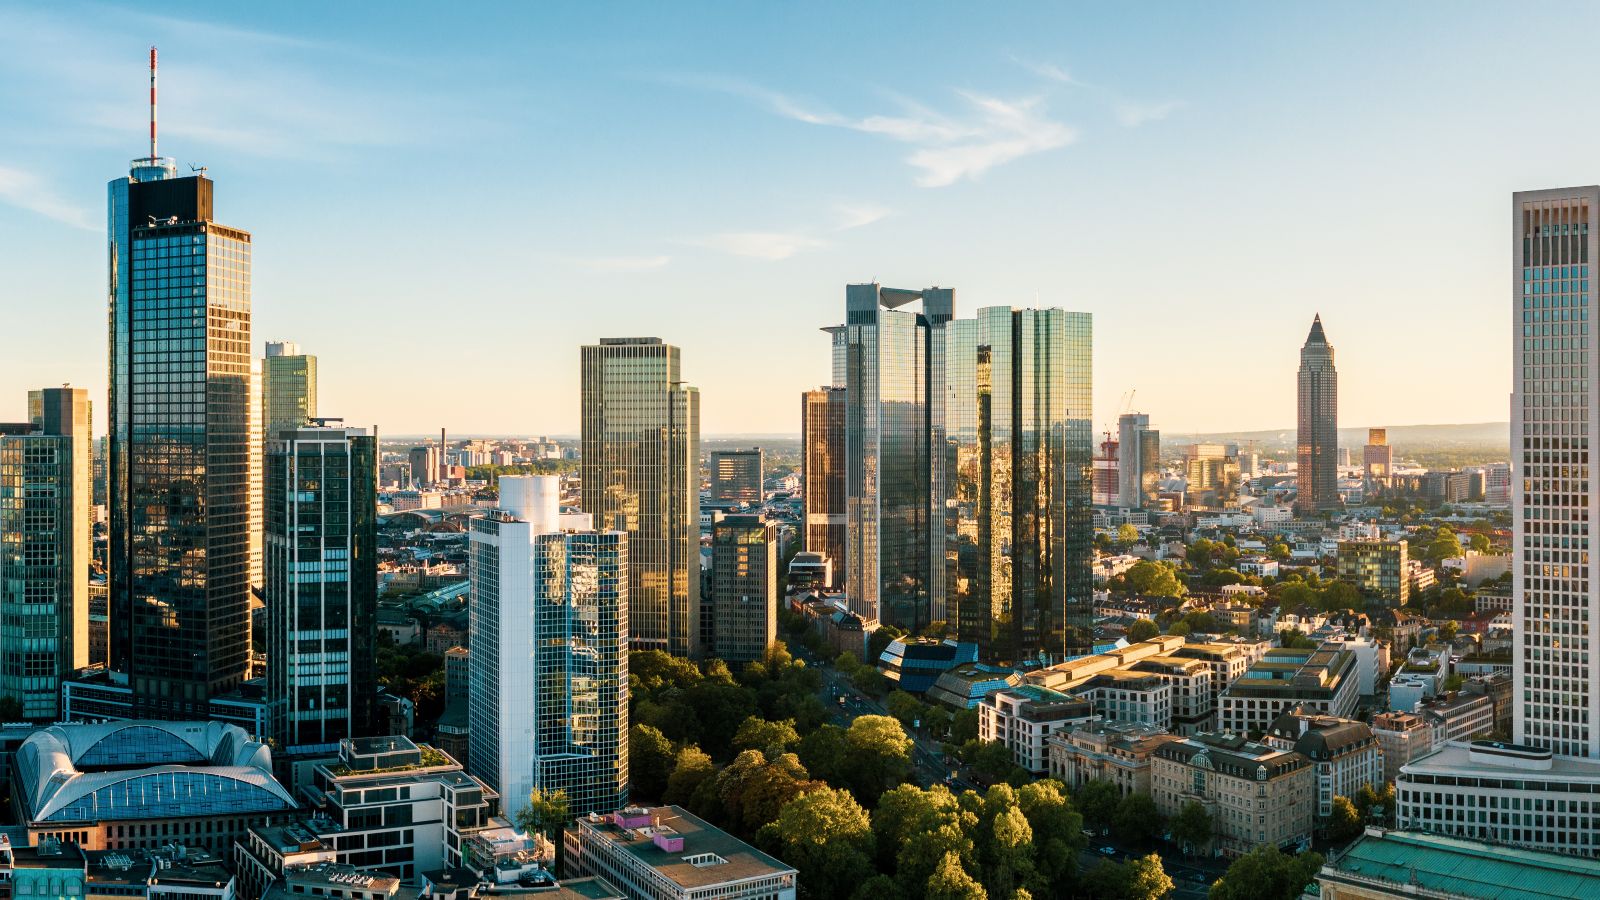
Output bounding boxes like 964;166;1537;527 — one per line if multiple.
1306;314;1327;345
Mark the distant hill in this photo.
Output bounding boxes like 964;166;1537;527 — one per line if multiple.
1167;423;1508;452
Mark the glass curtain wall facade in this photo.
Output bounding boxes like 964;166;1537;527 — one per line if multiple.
109;172;254;718
1296;315;1339;514
1116;414;1159;508
801;387;846;583
842;284;951;630
710;449;763;504
263;342;318;438
947;308;1093;663
265;425;377;755
1513;187;1599;759
580;338;700;657
710;514;777;664
0;388;90;720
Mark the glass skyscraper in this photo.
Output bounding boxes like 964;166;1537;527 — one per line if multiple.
842;284;952;630
1295;315;1339;514
946;307;1093;663
0;387;90;720
468;476;628;818
265;424;377;755
580;338;700;657
1116;413;1160;509
263;341;318;439
108;160;254;717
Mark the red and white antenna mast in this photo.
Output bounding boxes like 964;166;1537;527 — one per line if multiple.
149;46;158;160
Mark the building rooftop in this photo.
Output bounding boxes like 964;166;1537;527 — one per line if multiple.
1323;828;1600;899
577;806;795;890
1155;731;1309;780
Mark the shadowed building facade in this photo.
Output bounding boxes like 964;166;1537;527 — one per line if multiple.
1296;315;1339;514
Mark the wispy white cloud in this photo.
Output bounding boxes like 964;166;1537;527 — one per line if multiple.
1007;54;1085;87
669;74;1074;186
571;254;672;272
0;166;94;230
1007;54;1180;129
834;204;891;231
1113;100;1182;127
691;232;827;261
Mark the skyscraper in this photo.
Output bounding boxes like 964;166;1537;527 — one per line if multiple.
263;341;318;438
710;514;777;665
265;423;377;755
946;306;1094;663
1362;427;1393;490
1513;187;1598;758
1116;413;1159;508
710;448;763;504
108;57;254;715
408;445;439;489
801;387;846;583
0;387;90;720
468;475;628;817
1295;315;1338;514
1183;443;1241;508
580;338;700;657
841;283;952;630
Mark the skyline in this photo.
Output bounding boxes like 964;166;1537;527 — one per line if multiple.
3;3;1591;434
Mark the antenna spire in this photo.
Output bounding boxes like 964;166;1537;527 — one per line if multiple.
149;46;158;160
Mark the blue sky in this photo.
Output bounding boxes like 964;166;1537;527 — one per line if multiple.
0;2;1583;435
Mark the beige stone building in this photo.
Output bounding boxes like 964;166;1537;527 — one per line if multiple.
1150;732;1314;858
1046;721;1178;797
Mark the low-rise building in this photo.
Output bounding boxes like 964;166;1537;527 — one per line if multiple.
1217;648;1359;736
1316;828;1600;900
263;863;400;900
1150;732;1314;858
1418;692;1495;746
1397;741;1600;858
925;663;1021;710
1263;710;1383;821
1370;711;1432;786
1317;636;1389;697
978;687;1095;775
1046;721;1177;798
563;806;797;900
876;639;978;694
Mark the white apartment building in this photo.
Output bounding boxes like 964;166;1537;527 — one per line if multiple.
979;686;1096;774
564;806;797;900
1264;711;1384;821
1218;648;1360;736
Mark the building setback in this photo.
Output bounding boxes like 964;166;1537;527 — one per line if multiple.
580;338;699;657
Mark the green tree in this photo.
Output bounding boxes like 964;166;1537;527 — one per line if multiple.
950;707;980;745
899;820;980;895
758;787;876;900
1123;560;1186;598
850;875;906;900
845;715;913;802
1325;796;1363;844
1076;779;1121;835
797;724;850;788
1438;621;1460;642
1269;542;1291;561
978;792;1035;900
664;746;716;806
1468;532;1492;553
683;680;760;759
1116;523;1140;546
1318;580;1363;612
1169;800;1213;855
1016;780;1085;887
631;649;703;695
732;716;801;757
630;724;676;802
1126;619;1160;642
963;739;1024;784
1165;620;1192;637
925;850;988;900
1427;528;1464;562
1126;852;1175;900
873;784;959;869
885;691;927;730
1278;628;1317;649
1112;792;1163;845
1081;860;1131;898
1208;846;1323;900
513;788;570;838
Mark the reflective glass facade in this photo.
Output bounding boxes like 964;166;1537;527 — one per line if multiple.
711;514;777;664
710;449;763;504
580;338;700;656
947;308;1093;663
1117;414;1159;509
801;387;846;582
1513;188;1599;759
263;346;318;438
0;388;90;720
265;426;377;755
108;172;253;718
1295;316;1338;513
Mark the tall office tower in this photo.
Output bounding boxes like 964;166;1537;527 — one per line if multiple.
710;448;763;504
1116;413;1160;508
108;62;254;715
0;388;90;720
824;325;847;387
840;283;952;630
265;423;377;756
801;387;847;582
1183;443;1241;508
468;476;628;817
946;307;1094;663
1513;187;1600;758
263;341;318;438
408;445;439;489
580;338;700;657
1363;428;1393;489
1092;437;1120;506
710;514;777;665
1295;315;1339;514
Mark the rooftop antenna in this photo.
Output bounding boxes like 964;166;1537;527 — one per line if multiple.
149;46;158;160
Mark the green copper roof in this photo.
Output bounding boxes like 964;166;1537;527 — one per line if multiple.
1327;830;1600;899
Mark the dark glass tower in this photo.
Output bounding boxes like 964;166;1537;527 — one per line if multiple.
1296;315;1339;514
265;424;377;755
108;159;254;717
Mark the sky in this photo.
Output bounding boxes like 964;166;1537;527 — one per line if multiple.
0;2;1590;436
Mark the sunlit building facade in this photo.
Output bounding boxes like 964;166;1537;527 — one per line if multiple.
1116;414;1159;509
1296;315;1338;514
801;387;846;584
580;338;699;657
710;449;763;504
